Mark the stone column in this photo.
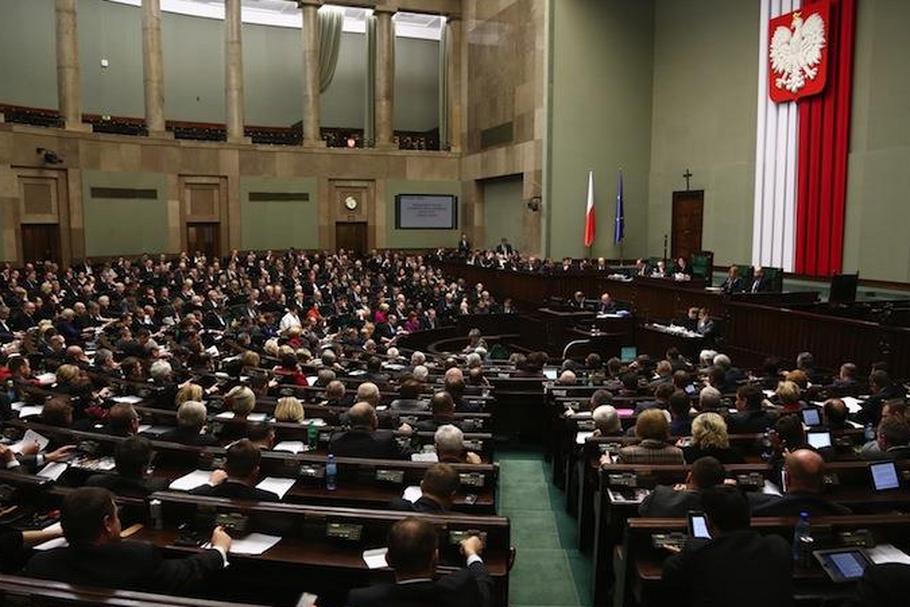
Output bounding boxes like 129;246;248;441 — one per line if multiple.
374;7;396;149
141;0;167;135
299;0;324;147
445;15;463;152
55;0;86;131
224;0;246;143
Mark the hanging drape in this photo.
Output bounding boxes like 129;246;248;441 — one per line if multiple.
438;18;449;150
364;14;376;146
317;6;343;93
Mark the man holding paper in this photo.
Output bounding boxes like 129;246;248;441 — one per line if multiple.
24;487;231;594
346;517;492;607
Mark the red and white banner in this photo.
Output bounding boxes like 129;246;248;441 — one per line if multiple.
753;0;855;276
584;170;595;248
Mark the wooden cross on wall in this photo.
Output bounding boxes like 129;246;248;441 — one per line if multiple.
683;169;693;191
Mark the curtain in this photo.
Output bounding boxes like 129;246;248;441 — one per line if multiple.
364;14;376;146
317;6;343;93
438;18;449;150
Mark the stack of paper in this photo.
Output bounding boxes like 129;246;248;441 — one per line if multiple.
169;469;213;491
10;430;50;454
229;533;282;556
273;441;307;454
411;452;438;463
112;395;144;405
576;431;595;445
37;462;68;481
402;486;422;503
868;544;910;565
17;405;44;418
35;373;57;385
255;477;296;499
33;537;68;551
362;547;389;569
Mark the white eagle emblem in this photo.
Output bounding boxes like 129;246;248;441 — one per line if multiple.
770;11;826;93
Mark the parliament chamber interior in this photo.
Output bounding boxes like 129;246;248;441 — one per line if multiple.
1;0;909;606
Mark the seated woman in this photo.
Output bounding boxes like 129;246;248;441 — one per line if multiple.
274;396;305;424
174;382;204;409
224;385;256;420
272;349;308;386
682;413;745;464
773;380;805;413
616;409;684;465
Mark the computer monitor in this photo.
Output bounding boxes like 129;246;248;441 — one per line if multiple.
807;431;832;449
829;273;859;305
870;461;900;491
543;367;558;381
620;346;637;363
814;548;873;583
801;408;822;427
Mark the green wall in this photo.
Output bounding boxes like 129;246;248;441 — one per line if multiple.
82;170;169;256
0;0;438;130
240;178;318;251
547;0;654;260
385;180;462;248
842;0;910;283
482;175;524;250
647;0;759;266
0;0;57;109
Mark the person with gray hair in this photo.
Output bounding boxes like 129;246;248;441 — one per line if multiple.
699;386;723;411
557;370;577;386
93;348;118;373
356;382;380;408
410;351;426;368
712;354;731;370
413;365;429;382
161;401;218;446
592;405;622;437
698;349;718;368
149;359;173;382
434;424;481;464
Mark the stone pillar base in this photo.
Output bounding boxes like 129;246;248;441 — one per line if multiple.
301;138;326;149
227;136;252;145
373;141;398;151
147;130;174;140
64;121;92;133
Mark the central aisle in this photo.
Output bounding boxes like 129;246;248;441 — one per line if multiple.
496;449;593;606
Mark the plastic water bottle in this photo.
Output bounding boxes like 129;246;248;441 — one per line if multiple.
864;422;876;442
792;511;813;564
325;454;337;491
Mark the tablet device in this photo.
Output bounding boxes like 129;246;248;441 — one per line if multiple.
684;384;697;396
814;548;872;582
870;460;900;491
801;408;822;427
620;346;637;363
807;431;832;449
687;511;711;539
543;368;558;381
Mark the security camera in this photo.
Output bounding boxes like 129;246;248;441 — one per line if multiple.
36;148;63;165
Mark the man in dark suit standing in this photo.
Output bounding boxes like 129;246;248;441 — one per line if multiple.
494;238;514;255
190;439;280;502
390;463;459;514
661;486;793;607
330;402;409;459
346;517;492;607
24;487;231;594
457;233;471;256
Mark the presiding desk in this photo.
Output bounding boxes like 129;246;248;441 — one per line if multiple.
439;261;910;375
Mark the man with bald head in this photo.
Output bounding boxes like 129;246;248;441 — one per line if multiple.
751;449;851;516
329;402;408;459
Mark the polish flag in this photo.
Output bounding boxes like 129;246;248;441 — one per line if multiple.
584;170;596;248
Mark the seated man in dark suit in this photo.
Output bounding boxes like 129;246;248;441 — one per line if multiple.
718;265;743;294
662;486;792;607
390;463;458;514
855;563;910;607
346;517;492;607
106;403;140;437
389;378;428;412
24;487;231;594
639;456;725;517
85;436;169;498
751;449;851;516
829;362;859;391
823;398;851;431
330;402;409;459
416;391;458;432
160;400;220;446
861;417;910;461
726;384;777;434
190;439;280;502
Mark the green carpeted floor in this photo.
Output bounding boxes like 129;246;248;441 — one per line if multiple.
496;449;593;606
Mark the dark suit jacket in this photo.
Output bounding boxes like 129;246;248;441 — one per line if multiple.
856;563;910;607
190;479;280;502
85;473;170;498
750;491;852;517
638;486;703;517
726;410;777;434
346;561;492;607
23;540;224;595
159;426;220;447
389;495;448;514
330;428;406;459
662;530;792;607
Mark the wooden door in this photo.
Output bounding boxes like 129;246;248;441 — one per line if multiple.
186;222;221;260
21;224;61;265
335;222;368;256
671;190;704;261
